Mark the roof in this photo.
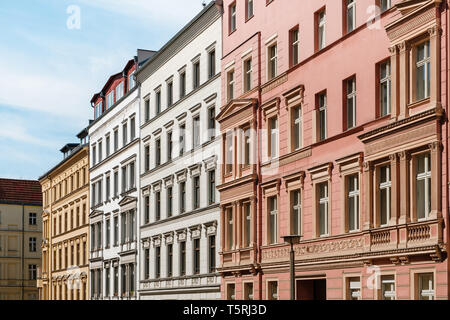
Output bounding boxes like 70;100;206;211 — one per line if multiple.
0;178;42;206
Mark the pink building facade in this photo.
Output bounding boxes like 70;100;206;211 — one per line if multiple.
217;0;449;300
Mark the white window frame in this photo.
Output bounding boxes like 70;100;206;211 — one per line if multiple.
346;0;356;33
293;106;302;150
318;182;329;236
379;165;391;226
346;77;356;129
380;61;391;116
291;29;300;66
318;93;327;141
416;153;432;221
415;40;431;101
318;10;326;50
347;174;360;232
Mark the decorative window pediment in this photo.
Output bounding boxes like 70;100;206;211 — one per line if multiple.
152;235;162;247
189;225;202;239
308;162;333;182
163;175;174;188
176;168;188;183
164;231;174;244
261;178;281;198
176;228;187;242
216;99;257;124
336;153;364;177
282;84;305;109
152;180;162;193
261;97;280;120
189;163;202;177
203;155;218;171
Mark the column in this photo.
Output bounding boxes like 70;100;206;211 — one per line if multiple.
397;41;410;119
398;151;411;224
389;45;399;120
236;201;242;250
428;26;441;110
389;153;399;225
429;142;442;219
362;161;373;230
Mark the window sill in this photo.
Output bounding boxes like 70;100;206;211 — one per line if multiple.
407;98;430;109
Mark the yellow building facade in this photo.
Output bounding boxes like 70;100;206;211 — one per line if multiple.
0;178;42;300
38;130;90;300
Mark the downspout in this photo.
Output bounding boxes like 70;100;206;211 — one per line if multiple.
22;204;24;300
444;0;449;299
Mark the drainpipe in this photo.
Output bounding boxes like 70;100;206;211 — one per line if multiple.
22;204;24;300
444;0;449;299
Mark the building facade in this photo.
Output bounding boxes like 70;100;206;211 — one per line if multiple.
0;179;42;300
88;51;155;300
217;0;449;300
137;2;222;300
38;130;90;300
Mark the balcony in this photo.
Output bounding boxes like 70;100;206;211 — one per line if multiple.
221;247;257;270
90;248;103;260
120;240;137;254
140;274;220;292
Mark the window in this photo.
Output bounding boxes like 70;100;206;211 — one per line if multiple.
130;117;136;141
227;70;235;102
293;106;302;150
268;196;278;245
128;72;135;91
105;267;110;297
208;170;215;205
269;117;278;158
167;132;173;161
291;190;301;235
345;77;356;130
167;81;173;107
92;145;97;165
95;102;103;119
29;237;37;252
242;127;251;167
98;141;103;162
318;182;329;236
380;0;391;12
347;174;360;232
227;283;236;300
155;191;161;221
106;175;110;201
180;241;186;276
114;216;119;246
243;202;251;247
291;28;300;67
244;58;252;92
193;238;200;274
114;171;118;197
246;0;254;20
193;61;200;89
381;275;395;300
347;277;361;300
229;2;236;33
179;124;186;156
113;266;118;296
107;91;114;109
129;162;135;189
105;219;110;248
416;153;431;220
208;49;216;79
144;196;150;224
29;264;37;280
317;9;326;51
180;71;186;98
193;176;200;209
244;283;254;300
156;90;161;115
122;122;128;146
226;208;233;250
121;167;127;193
208;107;216;141
415;40;431;101
417;273;434;300
144;249;150;279
268;281;278;300
106;135;110;157
114;129;119;152
379;165;391;226
167;187;173;218
317;92;327;141
379;61;391;117
155;138;161;166
144;145;150;172
193;116;200;148
180;182;186;214
225;133;233;174
144;98;150;122
209;235;216;273
29;212;37;226
345;0;356;34
268;44;278;80
167;244;173;277
116;82;124;101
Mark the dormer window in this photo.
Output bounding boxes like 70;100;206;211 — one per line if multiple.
106;91;114;110
128;72;135;91
116;82;124;101
95;102;103;119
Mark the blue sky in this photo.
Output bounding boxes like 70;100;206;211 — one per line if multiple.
0;0;206;180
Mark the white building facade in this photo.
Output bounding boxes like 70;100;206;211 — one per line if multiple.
137;2;222;300
88;52;155;300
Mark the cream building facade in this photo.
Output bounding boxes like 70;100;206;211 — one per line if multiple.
38;129;90;300
0;178;42;300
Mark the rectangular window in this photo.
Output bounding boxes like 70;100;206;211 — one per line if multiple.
180;182;186;214
29;212;37;226
380;0;391;12
318;182;329;236
227;283;236;300
379;165;391;226
144;248;150;279
347;174;360;232
418;273;434;300
415;40;430;101
193;61;200;89
193;116;201;148
293;106;302;150
226;208;233;250
95;102;102;119
106;218;110;247
268;281;278;300
113;266;118;296
129;162;135;189
225;133;233;174
107;91;114;109
167;187;173;218
155;138;161;166
317;9;326;51
128;72;135;91
114;171;118;197
106;176;110;201
318;92;327;141
227;70;235;102
114;216;118;246
180;241;186;276
105;267;110;297
208;49;216;79
208;107;216;141
381;275;395;300
243;202;251;248
116;82;124;101
121;167;127;193
193;176;200;209
268;196;278;245
167;81;173;107
230;2;236;33
98;141;103;162
246;0;254;20
291;28;300;67
244;283;254;300
243;127;251;167
346;77;356;130
106;135;110;157
156;90;161;115
209;235;216;273
29;237;36;252
345;0;356;34
114;129;118;152
269;117;278;158
144;145;150;172
180;71;186;98
155;192;161;221
379;61;391;117
92;145;97;165
144;195;150;224
268;44;278;80
208;170;215;205
167;131;173;161
193;238;200;275
244;58;252;92
144;98;150;122
122;122;128;146
347;277;361;300
155;247;160;278
130;117;136;141
291;190;301;235
416;153;431;220
167;244;173;277
179;124;186;156
29;264;37;280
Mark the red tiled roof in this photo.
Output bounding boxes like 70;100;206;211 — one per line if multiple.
0;178;42;205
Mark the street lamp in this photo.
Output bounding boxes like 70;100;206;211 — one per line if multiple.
282;234;302;300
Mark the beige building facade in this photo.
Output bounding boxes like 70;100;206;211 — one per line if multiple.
38;129;90;300
0;178;42;300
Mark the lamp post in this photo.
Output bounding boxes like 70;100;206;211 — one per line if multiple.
282;235;302;300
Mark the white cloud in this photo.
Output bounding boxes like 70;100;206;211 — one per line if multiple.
0;119;54;148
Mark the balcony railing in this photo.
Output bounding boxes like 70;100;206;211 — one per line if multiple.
140;274;220;292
